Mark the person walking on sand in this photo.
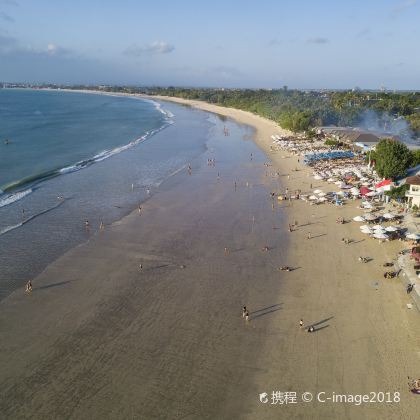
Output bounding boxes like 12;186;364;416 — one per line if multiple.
100;221;104;230
138;205;142;214
224;247;229;256
245;310;249;322
299;319;304;329
242;306;247;318
307;232;311;240
85;220;90;229
25;280;32;293
139;264;143;271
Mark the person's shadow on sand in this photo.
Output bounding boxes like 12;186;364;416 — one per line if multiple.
250;304;282;320
306;316;334;332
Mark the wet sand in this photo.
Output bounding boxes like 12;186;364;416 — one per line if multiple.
1;98;420;420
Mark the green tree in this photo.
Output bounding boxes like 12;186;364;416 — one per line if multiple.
374;138;412;179
410;149;420;167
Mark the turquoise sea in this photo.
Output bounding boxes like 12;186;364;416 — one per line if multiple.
0;89;210;299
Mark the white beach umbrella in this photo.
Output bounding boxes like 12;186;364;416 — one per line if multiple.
313;189;323;194
382;213;396;219
406;233;420;240
372;225;384;230
314;175;323;180
353;216;365;222
373;232;389;239
309;195;318;200
318;192;327;197
327;178;335;182
334;181;342;185
364;214;378;221
361;228;373;234
363;203;373;209
385;226;399;232
360;225;371;230
318;197;327;202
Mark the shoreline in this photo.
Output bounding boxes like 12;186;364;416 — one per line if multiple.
1;92;420;418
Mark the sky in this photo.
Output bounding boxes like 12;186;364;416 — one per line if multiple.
0;0;419;89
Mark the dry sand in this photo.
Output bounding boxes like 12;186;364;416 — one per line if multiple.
1;94;420;420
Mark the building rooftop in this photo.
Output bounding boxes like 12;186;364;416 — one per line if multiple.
406;175;420;186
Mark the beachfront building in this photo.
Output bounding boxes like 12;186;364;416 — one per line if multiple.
405;175;420;208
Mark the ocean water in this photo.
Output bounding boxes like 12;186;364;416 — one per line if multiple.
0;90;210;299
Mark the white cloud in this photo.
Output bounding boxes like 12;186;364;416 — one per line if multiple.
0;35;71;58
392;0;417;13
46;43;70;56
306;37;329;44
124;41;175;56
268;38;283;47
0;0;18;6
0;11;14;22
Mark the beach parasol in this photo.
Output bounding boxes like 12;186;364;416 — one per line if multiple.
318;192;327;197
361;228;373;234
364;214;378;221
309;195;318;200
366;191;378;197
353;216;365;222
406;233;420;240
314;175;323;180
382;213;396;219
318;197;327;202
313;189;323;194
360;225;371;230
373;232;389;239
372;224;384;230
385;226;399;232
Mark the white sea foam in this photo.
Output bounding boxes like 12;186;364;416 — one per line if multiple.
0;222;23;236
0;189;33;208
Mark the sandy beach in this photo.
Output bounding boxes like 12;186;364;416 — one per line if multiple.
1;94;420;419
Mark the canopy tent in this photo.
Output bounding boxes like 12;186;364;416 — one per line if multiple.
373;232;389;239
375;179;393;192
406;233;420;240
360;186;372;196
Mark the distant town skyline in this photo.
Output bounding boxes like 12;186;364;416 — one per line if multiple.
0;0;419;89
